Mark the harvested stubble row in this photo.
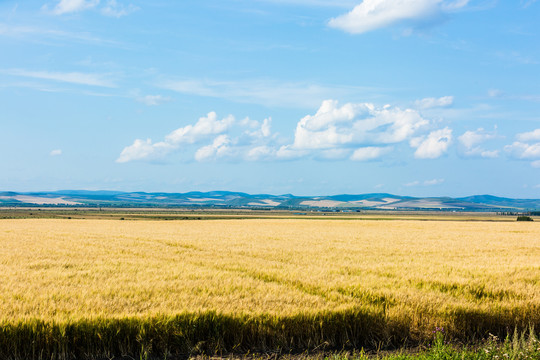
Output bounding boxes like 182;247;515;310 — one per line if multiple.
0;218;539;359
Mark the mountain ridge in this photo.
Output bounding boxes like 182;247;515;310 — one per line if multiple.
1;190;539;211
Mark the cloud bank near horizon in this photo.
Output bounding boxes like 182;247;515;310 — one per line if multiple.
117;99;458;164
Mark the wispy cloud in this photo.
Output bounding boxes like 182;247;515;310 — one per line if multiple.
521;0;538;8
136;95;172;106
423;178;445;186
496;51;538;65
157;78;374;109
405;178;445;186
50;149;62;156
487;88;540;103
415;96;454;109
101;0;138;17
47;0;100;15
328;0;470;35
44;0;137;17
0;23;124;48
2;69;116;87
253;0;358;7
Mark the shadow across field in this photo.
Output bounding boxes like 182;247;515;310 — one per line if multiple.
1;307;539;360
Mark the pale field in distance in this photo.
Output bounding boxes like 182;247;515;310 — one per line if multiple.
0;218;539;329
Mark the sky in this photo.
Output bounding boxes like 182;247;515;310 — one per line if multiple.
1;0;540;197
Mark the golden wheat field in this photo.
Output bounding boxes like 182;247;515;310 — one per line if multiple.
0;217;539;357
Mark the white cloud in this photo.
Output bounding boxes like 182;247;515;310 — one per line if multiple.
101;0;138;17
116;139;173;163
478;150;499;158
411;127;452;159
158;78;370;109
350;146;392;161
318;148;351;160
415;96;454;109
117;100;450;163
275;145;307;160
504;142;540;159
165;112;234;144
245;145;276;161
405;178;444;186
49;0;99;15
488;89;504;98
136;95;171;106
292;99;429;150
516;129;540;142
117;112;235;163
404;180;419;186
328;0;469;35
50;149;62;156
458;128;499;158
2;69;115;87
243;118;272;139
194;135;231;162
504;130;540;167
256;0;358;6
423;178;444;185
45;0;136;17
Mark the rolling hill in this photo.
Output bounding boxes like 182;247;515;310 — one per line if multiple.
1;190;539;211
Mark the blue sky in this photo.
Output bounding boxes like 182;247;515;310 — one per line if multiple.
1;0;539;197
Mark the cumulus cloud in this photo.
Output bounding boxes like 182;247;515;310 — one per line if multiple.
504;142;540;159
410;127;452;159
165;112;235;144
243;117;272;139
458;128;499;158
328;0;469;34
516;129;540;142
275;145;307;160
245;145;277;161
292;99;429;150
116;139;174;163
194;135;231;162
415;96;454;109
117;112;235;163
117;112;279;163
504;129;540;167
117;100;451;163
350;146;392;161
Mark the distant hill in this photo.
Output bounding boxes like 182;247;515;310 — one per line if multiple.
0;190;539;211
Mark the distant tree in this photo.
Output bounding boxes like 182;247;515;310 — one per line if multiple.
517;216;533;221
